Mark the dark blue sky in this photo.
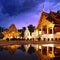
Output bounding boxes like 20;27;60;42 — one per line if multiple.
0;0;60;29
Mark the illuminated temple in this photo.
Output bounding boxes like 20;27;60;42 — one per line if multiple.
37;9;60;39
2;24;20;40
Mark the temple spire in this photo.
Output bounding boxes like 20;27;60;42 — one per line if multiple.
42;4;44;12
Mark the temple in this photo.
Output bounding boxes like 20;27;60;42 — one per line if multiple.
37;8;60;39
2;24;20;40
24;27;31;40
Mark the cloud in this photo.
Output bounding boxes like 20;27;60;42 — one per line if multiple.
0;0;60;29
52;2;60;11
46;0;60;3
0;0;45;16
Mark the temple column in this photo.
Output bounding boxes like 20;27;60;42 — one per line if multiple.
47;26;48;34
52;26;54;34
47;46;49;55
41;46;42;54
41;26;43;34
52;47;54;56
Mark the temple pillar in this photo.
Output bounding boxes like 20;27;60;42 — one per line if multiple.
52;47;54;55
52;26;54;34
41;26;43;34
41;46;42;54
47;26;48;34
47;46;49;55
38;45;42;54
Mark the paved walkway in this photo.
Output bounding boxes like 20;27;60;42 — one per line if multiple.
0;40;60;46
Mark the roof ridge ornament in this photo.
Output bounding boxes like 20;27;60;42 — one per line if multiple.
42;4;44;12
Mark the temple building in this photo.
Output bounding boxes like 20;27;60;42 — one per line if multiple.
24;27;31;40
32;29;38;39
2;24;20;40
37;9;60;39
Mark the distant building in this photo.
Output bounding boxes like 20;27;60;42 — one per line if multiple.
37;9;60;39
2;24;20;40
32;29;38;38
24;27;31;40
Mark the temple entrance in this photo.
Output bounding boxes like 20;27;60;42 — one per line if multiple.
43;25;47;34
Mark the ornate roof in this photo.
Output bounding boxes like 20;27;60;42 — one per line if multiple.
47;10;60;24
37;10;60;29
2;24;20;39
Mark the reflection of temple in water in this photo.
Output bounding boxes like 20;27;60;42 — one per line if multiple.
1;44;60;59
3;45;20;55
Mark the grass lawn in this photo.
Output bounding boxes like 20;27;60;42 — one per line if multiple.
0;39;7;42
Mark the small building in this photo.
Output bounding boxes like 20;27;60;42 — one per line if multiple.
24;27;31;40
2;24;20;40
32;29;38;39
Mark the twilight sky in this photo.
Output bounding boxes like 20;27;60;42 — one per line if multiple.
0;0;60;29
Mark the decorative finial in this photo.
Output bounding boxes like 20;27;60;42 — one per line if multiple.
42;4;44;12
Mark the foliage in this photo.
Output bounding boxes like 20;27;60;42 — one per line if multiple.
28;24;35;35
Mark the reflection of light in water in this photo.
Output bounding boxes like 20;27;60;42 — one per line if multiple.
42;44;54;47
32;44;39;51
2;44;60;60
3;45;20;55
39;46;42;49
0;46;38;60
24;44;30;52
3;45;20;49
25;44;41;52
11;45;20;49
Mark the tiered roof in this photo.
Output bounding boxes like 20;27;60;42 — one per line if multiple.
37;10;60;29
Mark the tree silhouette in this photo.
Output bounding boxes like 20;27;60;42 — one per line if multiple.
28;24;35;36
20;27;26;39
27;45;35;54
20;45;26;52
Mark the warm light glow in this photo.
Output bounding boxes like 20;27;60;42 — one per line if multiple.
17;36;20;38
42;44;54;47
35;45;39;51
24;27;31;39
11;45;16;49
39;31;42;34
39;46;42;49
28;36;32;39
32;29;38;39
48;23;55;28
10;36;13;39
36;30;38;36
41;34;54;40
9;45;20;49
56;32;60;34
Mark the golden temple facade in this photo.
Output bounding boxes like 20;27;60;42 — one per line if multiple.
37;10;60;34
2;24;20;40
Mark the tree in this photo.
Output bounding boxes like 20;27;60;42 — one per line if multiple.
0;27;5;33
22;27;26;31
27;45;35;54
28;24;35;35
20;27;26;38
